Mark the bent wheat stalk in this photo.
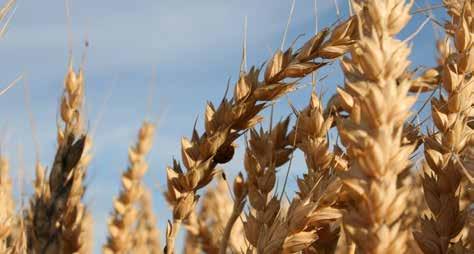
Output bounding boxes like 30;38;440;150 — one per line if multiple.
164;16;357;254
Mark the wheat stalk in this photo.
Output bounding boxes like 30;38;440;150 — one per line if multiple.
335;0;416;253
103;121;155;254
5;1;473;252
414;1;474;252
266;197;325;253
163;16;356;254
28;65;92;254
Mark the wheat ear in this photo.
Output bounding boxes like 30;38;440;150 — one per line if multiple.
414;1;474;252
28;65;92;254
291;93;347;253
242;118;293;253
164;17;356;254
0;156;15;253
131;187;162;254
103;121;155;254
336;0;416;253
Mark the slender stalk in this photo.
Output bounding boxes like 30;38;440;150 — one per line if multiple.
165;219;181;254
218;206;241;254
219;173;246;254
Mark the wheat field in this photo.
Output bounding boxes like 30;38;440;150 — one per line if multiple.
0;0;473;253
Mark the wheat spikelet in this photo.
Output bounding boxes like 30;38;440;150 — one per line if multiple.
414;1;474;252
164;17;356;253
131;187;162;254
103;121;155;254
335;0;416;253
28;65;92;254
266;197;327;253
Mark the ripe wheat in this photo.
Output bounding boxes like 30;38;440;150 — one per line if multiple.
0;0;472;254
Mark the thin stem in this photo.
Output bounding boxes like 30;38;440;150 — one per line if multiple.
280;0;296;50
333;0;341;19
218;199;245;254
280;114;299;200
165;219;182;254
411;4;443;15
0;74;22;96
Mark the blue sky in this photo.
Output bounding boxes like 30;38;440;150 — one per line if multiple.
0;0;444;251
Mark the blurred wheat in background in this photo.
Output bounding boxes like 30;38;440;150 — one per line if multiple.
0;0;473;253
